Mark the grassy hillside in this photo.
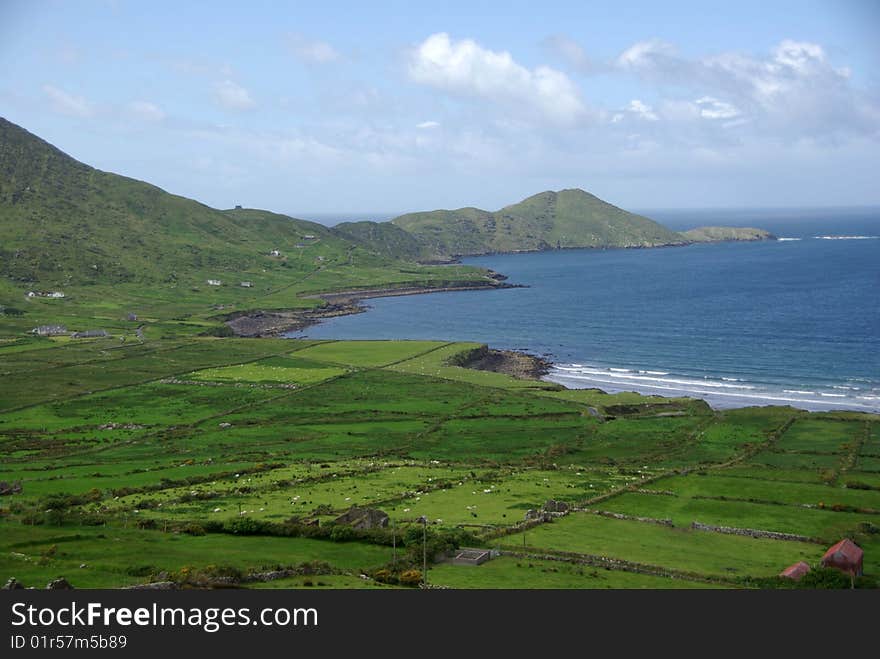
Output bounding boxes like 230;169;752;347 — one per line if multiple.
392;189;686;257
0;117;498;335
332;220;434;261
0;117;379;287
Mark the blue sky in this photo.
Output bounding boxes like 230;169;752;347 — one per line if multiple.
2;0;879;217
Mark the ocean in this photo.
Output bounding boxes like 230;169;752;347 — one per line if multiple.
288;208;880;413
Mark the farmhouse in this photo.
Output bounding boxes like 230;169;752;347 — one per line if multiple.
27;291;65;298
240;281;253;288
269;249;281;256
821;538;863;576
779;561;811;581
207;279;222;286
31;325;67;336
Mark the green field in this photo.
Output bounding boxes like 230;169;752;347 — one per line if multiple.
498;513;823;579
1;337;877;589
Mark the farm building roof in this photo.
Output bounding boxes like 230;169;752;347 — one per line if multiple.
779;561;811;580
822;538;863;565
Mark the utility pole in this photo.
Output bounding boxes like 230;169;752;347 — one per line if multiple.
420;516;428;587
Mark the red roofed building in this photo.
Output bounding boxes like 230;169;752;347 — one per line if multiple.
821;539;863;576
780;561;811;581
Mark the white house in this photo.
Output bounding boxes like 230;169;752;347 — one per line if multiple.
207;279;222;286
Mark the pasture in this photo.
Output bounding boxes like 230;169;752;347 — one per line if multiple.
1;336;877;588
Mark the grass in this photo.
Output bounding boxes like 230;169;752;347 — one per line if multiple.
428;556;718;589
656;473;880;510
598;492;871;540
188;356;347;385
0;520;392;589
499;513;823;579
0;336;876;589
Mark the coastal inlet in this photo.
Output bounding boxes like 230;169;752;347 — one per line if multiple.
289;222;880;415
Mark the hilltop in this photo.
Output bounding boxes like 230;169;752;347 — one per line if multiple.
391;189;686;257
332;189;774;259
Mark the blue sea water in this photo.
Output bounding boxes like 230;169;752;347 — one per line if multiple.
289;208;880;413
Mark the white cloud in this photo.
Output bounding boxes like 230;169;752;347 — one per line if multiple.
416;121;440;129
213;80;256;111
287;33;341;64
617;39;678;72
129;100;166;122
408;32;586;124
695;96;739;120
43;85;94;117
627;99;658;121
612;37;878;140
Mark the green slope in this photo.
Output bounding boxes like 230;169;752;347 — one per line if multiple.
391;189;686;257
331;220;433;261
0;117;371;287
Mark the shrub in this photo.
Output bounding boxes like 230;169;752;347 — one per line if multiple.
399;569;422;586
179;523;206;536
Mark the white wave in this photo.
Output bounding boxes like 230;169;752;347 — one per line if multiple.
609;368;631;373
819;393;846;398
784;390;816;395
551;367;756;390
721;377;741;382
814;235;878;240
547;373;877;410
776;237;802;242
640;370;669;376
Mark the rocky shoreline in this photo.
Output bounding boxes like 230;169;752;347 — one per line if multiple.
225;278;519;338
449;344;553;380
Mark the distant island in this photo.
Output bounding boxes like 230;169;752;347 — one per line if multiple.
337;188;776;261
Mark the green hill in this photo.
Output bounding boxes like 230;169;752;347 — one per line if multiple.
0;117;374;287
391;189;687;257
331;220;434;261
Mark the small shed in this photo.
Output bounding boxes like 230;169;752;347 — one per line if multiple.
240;281;253;288
779;561;811;581
207;279;222;286
821;538;863;576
